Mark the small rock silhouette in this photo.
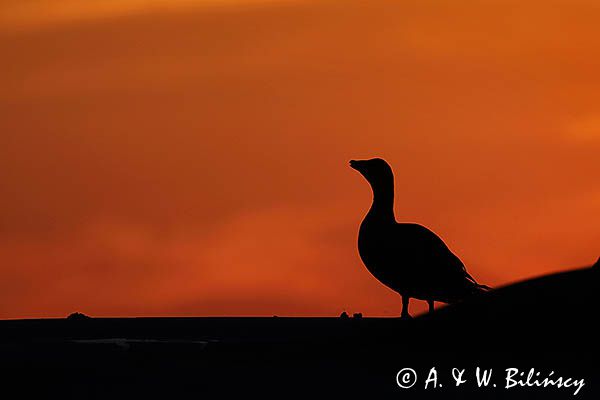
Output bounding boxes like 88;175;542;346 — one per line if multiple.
67;312;90;321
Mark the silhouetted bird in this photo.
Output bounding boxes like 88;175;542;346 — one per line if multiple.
350;158;489;318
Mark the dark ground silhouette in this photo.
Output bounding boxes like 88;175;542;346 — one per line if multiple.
350;158;489;318
0;261;597;399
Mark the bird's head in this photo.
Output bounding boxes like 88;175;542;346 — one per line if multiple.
349;158;393;187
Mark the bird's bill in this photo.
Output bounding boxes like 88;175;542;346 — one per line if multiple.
349;159;364;170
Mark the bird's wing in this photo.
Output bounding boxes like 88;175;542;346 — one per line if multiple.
393;223;475;282
376;223;487;301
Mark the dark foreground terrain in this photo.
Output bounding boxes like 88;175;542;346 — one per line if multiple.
1;263;598;399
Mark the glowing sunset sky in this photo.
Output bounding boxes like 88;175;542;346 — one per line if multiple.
0;0;598;318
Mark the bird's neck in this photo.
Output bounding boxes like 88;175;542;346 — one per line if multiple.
367;181;395;222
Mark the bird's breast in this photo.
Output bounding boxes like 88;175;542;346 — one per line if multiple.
357;219;395;277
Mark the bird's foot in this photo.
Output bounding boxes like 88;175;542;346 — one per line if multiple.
400;313;413;320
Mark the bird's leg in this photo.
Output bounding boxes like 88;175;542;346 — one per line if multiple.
401;295;412;319
428;300;435;314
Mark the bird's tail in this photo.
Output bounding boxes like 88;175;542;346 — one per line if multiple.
465;270;492;293
474;282;492;291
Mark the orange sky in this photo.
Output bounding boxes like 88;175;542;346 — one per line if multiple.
0;0;598;318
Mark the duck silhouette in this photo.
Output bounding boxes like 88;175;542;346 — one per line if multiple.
350;158;489;318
